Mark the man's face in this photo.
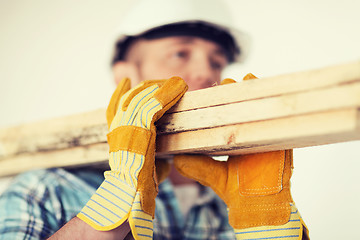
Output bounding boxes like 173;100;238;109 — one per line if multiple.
123;36;229;91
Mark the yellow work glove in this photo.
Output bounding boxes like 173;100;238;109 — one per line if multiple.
174;75;309;240
78;76;188;239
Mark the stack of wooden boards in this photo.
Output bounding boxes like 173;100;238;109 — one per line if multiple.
0;61;359;176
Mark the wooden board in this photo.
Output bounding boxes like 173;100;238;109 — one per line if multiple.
0;61;359;176
0;143;109;176
157;108;360;156
158;81;360;133
0;109;108;158
0;108;359;176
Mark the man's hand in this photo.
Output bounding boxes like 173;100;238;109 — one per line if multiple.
174;151;310;239
173;75;309;240
76;77;187;239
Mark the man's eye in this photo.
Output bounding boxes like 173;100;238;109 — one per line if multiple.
211;61;223;70
174;51;187;58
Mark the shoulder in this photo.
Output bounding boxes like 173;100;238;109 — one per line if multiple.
0;168;104;238
1;167;104;204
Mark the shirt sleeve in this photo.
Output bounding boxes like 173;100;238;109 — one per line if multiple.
0;168;103;239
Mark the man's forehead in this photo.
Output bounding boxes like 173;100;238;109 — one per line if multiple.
148;36;227;56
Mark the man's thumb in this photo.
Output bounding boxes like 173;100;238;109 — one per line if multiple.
173;155;228;195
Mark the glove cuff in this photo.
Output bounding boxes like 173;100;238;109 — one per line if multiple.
233;204;309;240
77;175;135;231
228;202;291;229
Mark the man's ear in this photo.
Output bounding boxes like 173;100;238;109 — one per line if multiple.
112;61;141;87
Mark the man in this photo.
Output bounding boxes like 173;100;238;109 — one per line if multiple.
0;0;308;239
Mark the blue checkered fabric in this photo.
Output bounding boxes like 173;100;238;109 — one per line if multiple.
0;168;235;239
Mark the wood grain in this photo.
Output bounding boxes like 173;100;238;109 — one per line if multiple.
156;108;360;157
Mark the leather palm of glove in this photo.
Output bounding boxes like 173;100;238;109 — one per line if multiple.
174;75;309;240
78;76;187;239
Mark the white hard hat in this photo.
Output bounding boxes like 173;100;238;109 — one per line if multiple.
112;0;250;63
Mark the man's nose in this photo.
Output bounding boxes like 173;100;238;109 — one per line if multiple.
185;61;217;91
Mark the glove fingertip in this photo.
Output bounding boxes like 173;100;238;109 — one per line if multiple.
154;76;188;109
221;78;237;85
243;73;258;81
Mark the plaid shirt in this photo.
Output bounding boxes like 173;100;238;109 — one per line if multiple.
0;168;235;239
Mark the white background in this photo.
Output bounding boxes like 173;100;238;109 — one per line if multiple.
0;0;359;239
